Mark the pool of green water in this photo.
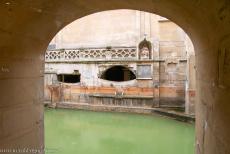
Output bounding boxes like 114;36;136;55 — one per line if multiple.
45;108;195;154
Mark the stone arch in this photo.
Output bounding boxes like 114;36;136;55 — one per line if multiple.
100;65;136;82
1;1;230;154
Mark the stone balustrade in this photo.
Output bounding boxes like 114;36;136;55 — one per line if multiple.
45;47;137;62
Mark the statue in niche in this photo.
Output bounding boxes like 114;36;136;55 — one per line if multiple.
138;38;152;60
140;45;150;59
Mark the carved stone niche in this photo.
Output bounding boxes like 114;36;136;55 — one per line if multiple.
138;38;152;60
218;36;230;88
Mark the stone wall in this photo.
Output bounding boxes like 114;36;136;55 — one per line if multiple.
1;0;229;153
45;10;195;114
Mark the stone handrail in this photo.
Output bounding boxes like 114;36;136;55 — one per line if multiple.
45;47;137;62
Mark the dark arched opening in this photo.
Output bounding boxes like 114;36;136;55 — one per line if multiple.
100;66;136;82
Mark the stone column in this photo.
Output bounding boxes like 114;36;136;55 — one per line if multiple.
0;51;44;153
185;55;196;115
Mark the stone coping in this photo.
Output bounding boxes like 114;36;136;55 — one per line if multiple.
88;94;154;99
47;102;195;123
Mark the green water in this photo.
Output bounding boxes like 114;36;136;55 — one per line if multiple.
45;108;195;154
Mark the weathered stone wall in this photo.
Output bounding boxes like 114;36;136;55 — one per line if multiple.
49;10;187;49
185;55;196;114
45;10;194;112
45;58;187;108
4;0;229;153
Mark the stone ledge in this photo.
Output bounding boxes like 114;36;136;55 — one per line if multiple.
48;102;195;123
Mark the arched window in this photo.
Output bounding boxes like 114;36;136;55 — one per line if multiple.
100;65;136;82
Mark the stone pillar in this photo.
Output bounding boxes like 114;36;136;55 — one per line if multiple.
185;55;196;115
195;34;230;154
0;53;44;153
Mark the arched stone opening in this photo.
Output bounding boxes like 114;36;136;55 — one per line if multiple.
100;65;136;82
0;1;230;154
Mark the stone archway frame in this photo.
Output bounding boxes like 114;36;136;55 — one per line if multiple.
1;1;230;154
